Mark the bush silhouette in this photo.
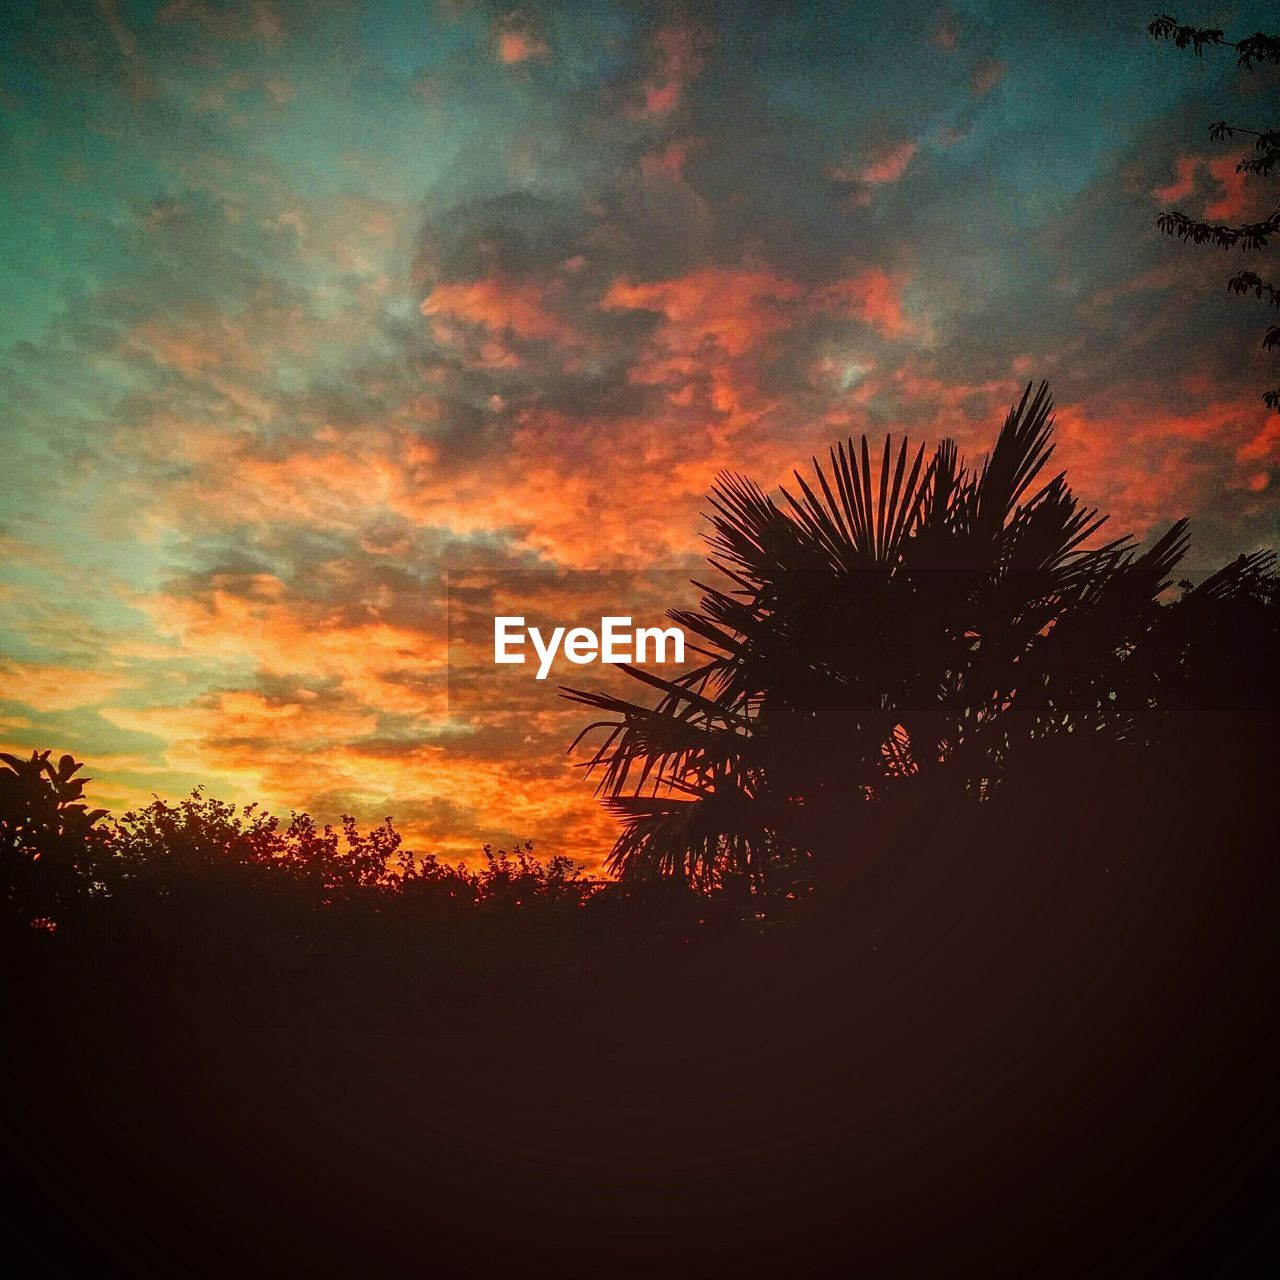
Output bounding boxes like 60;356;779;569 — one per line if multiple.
1;749;108;929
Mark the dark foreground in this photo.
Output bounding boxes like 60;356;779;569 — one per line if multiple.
4;766;1278;1277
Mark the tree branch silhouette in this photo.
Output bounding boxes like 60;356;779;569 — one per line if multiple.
1149;13;1280;408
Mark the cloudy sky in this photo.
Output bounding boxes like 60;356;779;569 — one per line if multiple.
2;0;1277;863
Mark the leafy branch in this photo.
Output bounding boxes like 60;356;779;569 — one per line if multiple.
1157;209;1280;251
1149;14;1279;410
1227;270;1280;306
1208;123;1280;177
1149;14;1280;69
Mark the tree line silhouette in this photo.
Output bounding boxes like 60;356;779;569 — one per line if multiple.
1;751;721;988
4;384;1278;1275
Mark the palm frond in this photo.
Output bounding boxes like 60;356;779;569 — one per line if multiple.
565;381;1252;890
780;434;932;570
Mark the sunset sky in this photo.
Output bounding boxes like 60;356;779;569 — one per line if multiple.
2;0;1277;864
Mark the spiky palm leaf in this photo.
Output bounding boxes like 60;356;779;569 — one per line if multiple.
565;383;1263;890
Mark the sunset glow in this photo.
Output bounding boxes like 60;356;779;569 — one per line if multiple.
2;1;1277;865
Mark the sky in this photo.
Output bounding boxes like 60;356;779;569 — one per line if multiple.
1;0;1277;865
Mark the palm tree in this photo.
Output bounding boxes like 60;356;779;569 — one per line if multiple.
565;383;1275;894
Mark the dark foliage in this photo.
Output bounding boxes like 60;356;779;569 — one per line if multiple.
1149;14;1280;408
0;749;108;928
0;770;693;977
567;384;1280;891
1149;13;1280;69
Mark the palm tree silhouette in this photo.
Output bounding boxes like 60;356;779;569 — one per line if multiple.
565;383;1275;892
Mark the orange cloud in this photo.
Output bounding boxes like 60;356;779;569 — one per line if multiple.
604;266;802;357
886;366;1021;442
1238;416;1280;466
0;662;131;712
495;18;550;65
1154;154;1255;222
602;263;910;355
826;140;918;206
816;268;913;337
1154;154;1200;203
143;574;447;721
1203;154;1250;222
421;276;579;346
1051;390;1273;534
105;688;378;753
859;139;918;185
